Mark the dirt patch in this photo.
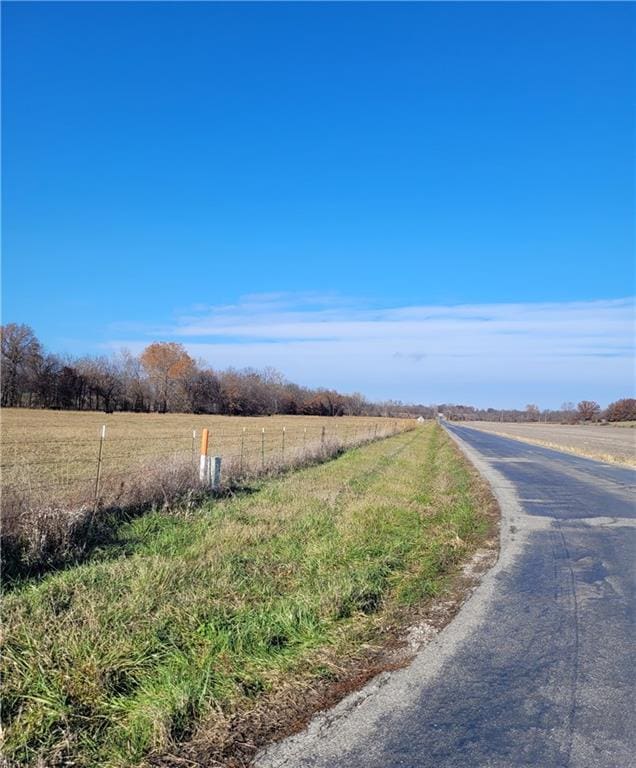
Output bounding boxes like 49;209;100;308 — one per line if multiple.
464;422;636;466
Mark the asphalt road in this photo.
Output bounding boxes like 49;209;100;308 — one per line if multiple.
257;424;636;768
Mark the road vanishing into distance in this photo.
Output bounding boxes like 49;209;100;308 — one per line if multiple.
257;424;636;768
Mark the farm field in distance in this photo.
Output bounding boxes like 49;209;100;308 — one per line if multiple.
1;409;410;507
463;421;636;466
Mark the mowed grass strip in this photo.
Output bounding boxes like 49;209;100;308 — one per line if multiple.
2;424;492;767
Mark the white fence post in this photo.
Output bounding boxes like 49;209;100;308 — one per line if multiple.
199;428;211;483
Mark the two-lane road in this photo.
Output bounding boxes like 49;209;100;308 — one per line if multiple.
258;424;636;768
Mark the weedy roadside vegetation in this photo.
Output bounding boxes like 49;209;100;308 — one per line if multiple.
1;423;496;767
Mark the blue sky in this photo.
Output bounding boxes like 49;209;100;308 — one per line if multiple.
2;2;634;407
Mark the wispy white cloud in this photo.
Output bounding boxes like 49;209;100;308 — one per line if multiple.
106;294;635;407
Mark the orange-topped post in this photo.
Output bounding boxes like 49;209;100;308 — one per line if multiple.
200;428;209;457
199;428;210;482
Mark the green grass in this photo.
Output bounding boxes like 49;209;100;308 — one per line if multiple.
1;424;493;767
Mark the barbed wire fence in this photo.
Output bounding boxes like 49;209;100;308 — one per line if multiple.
1;419;415;514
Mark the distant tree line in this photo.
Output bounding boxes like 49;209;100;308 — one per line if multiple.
2;324;633;421
0;324;392;416
431;399;636;424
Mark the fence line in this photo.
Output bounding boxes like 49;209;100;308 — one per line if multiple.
1;418;415;511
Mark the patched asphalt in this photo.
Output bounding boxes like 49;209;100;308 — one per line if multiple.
256;424;636;768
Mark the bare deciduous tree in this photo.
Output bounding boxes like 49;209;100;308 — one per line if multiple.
605;398;636;422
577;400;601;422
525;404;540;422
1;324;43;407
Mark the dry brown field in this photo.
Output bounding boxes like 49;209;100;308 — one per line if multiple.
464;421;636;466
1;409;411;506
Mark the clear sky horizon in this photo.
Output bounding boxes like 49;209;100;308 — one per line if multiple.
2;1;634;408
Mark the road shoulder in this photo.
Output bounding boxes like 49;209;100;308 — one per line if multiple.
252;426;508;768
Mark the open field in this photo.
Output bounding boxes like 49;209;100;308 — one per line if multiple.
1;424;496;767
462;421;636;466
1;409;409;506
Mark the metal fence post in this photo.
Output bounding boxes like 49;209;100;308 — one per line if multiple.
93;424;106;513
212;456;222;490
282;426;286;458
261;427;265;469
321;425;326;446
240;427;246;472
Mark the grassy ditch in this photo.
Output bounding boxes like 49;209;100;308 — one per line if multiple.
2;424;495;767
